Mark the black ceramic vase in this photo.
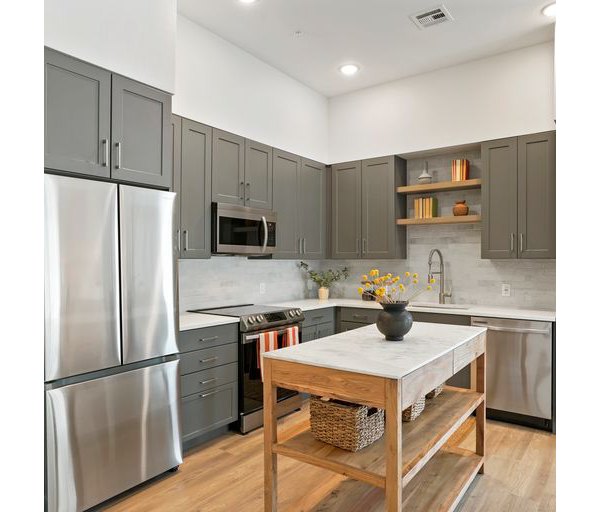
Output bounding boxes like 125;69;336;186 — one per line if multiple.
376;302;413;341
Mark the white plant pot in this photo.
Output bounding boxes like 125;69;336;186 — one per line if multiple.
318;287;330;300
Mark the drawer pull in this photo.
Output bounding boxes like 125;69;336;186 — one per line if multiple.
198;335;219;343
199;357;218;364
352;314;368;321
199;378;218;386
312;315;324;320
199;390;219;399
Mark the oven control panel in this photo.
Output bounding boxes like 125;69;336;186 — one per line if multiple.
239;308;305;332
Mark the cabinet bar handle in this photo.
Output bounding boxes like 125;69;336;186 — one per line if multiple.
199;356;218;364
519;233;524;252
115;142;122;169
199;390;219;398
199;378;218;386
102;139;108;167
352;314;368;321
198;335;218;343
362;239;367;254
302;238;306;254
240;181;244;200
510;233;514;252
183;230;189;251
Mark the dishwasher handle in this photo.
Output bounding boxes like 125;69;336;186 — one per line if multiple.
471;322;550;335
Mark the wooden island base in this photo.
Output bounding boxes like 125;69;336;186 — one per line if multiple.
263;327;486;512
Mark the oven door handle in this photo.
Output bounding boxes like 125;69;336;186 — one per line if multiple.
243;327;299;343
261;216;268;252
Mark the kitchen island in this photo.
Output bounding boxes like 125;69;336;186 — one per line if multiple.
262;322;487;511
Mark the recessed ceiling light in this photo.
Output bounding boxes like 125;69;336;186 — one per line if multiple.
542;3;556;17
339;64;359;76
238;0;258;4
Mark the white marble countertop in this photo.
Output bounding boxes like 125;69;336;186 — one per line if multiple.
266;298;556;322
179;312;239;331
264;322;487;380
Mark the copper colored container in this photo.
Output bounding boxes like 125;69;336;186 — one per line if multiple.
453;200;469;216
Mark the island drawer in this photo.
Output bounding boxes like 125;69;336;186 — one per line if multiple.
178;323;238;353
180;362;238;397
179;343;237;375
302;308;335;328
339;307;380;325
181;381;238;442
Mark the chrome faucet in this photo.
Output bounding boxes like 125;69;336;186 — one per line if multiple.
428;248;452;304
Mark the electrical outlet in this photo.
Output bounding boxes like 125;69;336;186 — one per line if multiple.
307;280;314;290
501;283;511;297
259;283;266;295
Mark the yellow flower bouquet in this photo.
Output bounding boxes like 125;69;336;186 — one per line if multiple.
358;269;435;304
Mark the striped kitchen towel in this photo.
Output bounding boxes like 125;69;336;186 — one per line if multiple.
257;330;278;381
282;326;300;347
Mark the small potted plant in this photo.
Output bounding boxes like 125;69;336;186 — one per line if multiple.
300;261;349;300
358;269;435;341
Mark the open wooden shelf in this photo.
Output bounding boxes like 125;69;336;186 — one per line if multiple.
396;215;481;226
396;179;481;195
273;387;483;490
308;447;483;512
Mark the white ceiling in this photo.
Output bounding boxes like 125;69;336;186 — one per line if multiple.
178;0;555;97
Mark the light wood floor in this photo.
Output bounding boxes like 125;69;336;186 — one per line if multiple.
105;406;555;512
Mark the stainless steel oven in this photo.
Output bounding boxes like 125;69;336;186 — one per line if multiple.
212;203;277;255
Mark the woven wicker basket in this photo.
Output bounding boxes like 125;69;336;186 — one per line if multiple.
402;395;426;422
309;396;384;452
426;384;445;400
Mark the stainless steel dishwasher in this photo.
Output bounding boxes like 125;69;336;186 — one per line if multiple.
471;317;554;431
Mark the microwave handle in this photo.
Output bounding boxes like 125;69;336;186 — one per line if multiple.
261;216;268;252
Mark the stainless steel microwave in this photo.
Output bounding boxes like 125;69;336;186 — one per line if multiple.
212;203;277;255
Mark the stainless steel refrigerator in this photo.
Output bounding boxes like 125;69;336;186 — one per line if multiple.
44;174;182;512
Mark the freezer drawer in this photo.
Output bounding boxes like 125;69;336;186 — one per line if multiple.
471;317;552;420
45;175;121;381
120;185;178;363
46;360;182;512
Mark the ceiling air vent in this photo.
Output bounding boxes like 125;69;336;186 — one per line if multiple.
409;5;454;29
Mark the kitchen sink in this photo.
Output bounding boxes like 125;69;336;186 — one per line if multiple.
409;302;470;310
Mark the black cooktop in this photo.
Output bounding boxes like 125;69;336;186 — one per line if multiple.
189;304;289;317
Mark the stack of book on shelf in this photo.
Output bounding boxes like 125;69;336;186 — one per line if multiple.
414;197;438;219
451;159;470;181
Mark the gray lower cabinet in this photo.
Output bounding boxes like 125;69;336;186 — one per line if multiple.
212;129;245;205
301;308;335;341
178;324;239;445
44;48;111;178
273;150;326;259
331;156;406;259
177;118;212;259
110;75;172;188
336;307;380;332
482;131;555;259
244;140;273;209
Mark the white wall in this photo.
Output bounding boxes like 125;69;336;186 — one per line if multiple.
174;16;329;163
44;0;176;93
328;42;555;163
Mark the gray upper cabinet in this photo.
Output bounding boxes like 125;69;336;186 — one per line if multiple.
111;75;172;188
361;156;398;259
212;129;245;206
171;115;182;258
299;158;326;259
273;152;326;259
273;150;301;258
244;140;273;209
481;137;519;259
482;131;555;260
331;161;362;259
518;132;556;259
331;157;405;259
44;48;111;178
179;118;213;259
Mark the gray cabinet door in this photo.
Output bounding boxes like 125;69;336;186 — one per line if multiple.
299;158;326;259
180;119;212;259
171;115;182;258
111;75;172;188
331;161;362;259
518;131;556;259
273;150;301;259
481;137;518;259
212;129;245;205
44;48;111;178
361;156;396;259
244;139;273;209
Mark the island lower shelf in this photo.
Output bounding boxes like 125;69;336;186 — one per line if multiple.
274;386;483;490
